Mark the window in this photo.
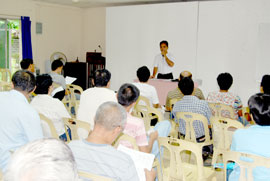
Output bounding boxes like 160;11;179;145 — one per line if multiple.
0;18;21;75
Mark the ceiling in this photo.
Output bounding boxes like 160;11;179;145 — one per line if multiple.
33;0;218;8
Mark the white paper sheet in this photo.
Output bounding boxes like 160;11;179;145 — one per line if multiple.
117;144;155;181
65;76;77;85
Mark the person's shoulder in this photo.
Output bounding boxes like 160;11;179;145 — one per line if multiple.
127;114;144;126
68;139;84;148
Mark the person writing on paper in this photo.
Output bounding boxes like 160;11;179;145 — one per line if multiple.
69;101;156;181
151;40;175;79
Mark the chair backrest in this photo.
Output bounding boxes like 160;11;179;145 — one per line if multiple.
169;98;181;112
133;96;163;131
175;112;211;143
113;133;139;150
134;95;151;107
208;103;236;119
63;118;91;140
39;113;60;140
212;117;244;150
223;151;270;181
78;171;113;181
0;68;11;82
158;137;179;180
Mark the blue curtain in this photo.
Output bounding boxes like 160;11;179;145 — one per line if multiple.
21;16;33;59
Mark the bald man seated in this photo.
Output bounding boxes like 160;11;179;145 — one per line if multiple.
165;71;205;111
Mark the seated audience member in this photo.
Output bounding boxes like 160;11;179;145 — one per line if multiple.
0;70;43;171
172;77;212;142
50;59;66;100
4;138;79;181
69;102;155;181
207;72;242;120
117;83;171;157
260;74;270;94
77;69;117;129
20;58;35;73
229;93;270;180
30;74;71;141
166;71;205;111
133;66;160;108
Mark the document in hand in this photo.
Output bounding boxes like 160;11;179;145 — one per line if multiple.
117;144;155;181
65;76;77;85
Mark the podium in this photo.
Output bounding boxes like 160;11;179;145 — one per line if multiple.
63;52;105;90
86;52;106;87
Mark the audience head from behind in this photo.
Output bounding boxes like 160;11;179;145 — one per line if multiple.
34;74;53;95
93;69;111;87
51;59;64;74
92;101;127;144
179;71;192;80
260;74;270;94
217;72;233;91
4;138;79;181
137;66;151;83
248;93;270;126
20;59;35;73
117;83;140;107
12;70;36;95
178;77;194;96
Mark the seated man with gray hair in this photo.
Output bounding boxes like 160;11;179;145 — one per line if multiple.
4;138;79;181
69;101;155;181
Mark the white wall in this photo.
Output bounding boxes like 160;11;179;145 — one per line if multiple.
81;7;106;61
106;2;199;91
106;0;270;105
34;2;82;73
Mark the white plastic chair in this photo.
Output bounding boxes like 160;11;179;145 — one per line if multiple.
211;117;244;167
223;151;270;181
63;117;91;140
175;112;213;153
39;113;61;140
132;96;164;131
208;103;236;120
158;137;216;181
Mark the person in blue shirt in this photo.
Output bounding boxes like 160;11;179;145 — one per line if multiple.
0;70;43;171
230;93;270;181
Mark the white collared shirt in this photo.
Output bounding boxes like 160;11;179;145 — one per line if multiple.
153;52;175;75
77;87;117;129
0;90;43;171
31;94;71;137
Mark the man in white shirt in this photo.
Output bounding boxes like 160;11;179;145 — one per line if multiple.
31;74;71;141
0;70;43;171
77;69;117;129
151;40;175;79
133;66;160;108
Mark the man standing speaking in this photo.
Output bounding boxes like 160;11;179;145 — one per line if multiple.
151;40;175;79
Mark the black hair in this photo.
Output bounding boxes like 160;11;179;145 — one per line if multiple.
12;70;36;93
94;69;111;87
217;72;233;91
178;77;194;95
137;66;150;83
51;59;64;71
117;83;140;107
261;75;270;94
35;74;53;94
248;93;270;126
20;59;33;70
160;40;168;47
